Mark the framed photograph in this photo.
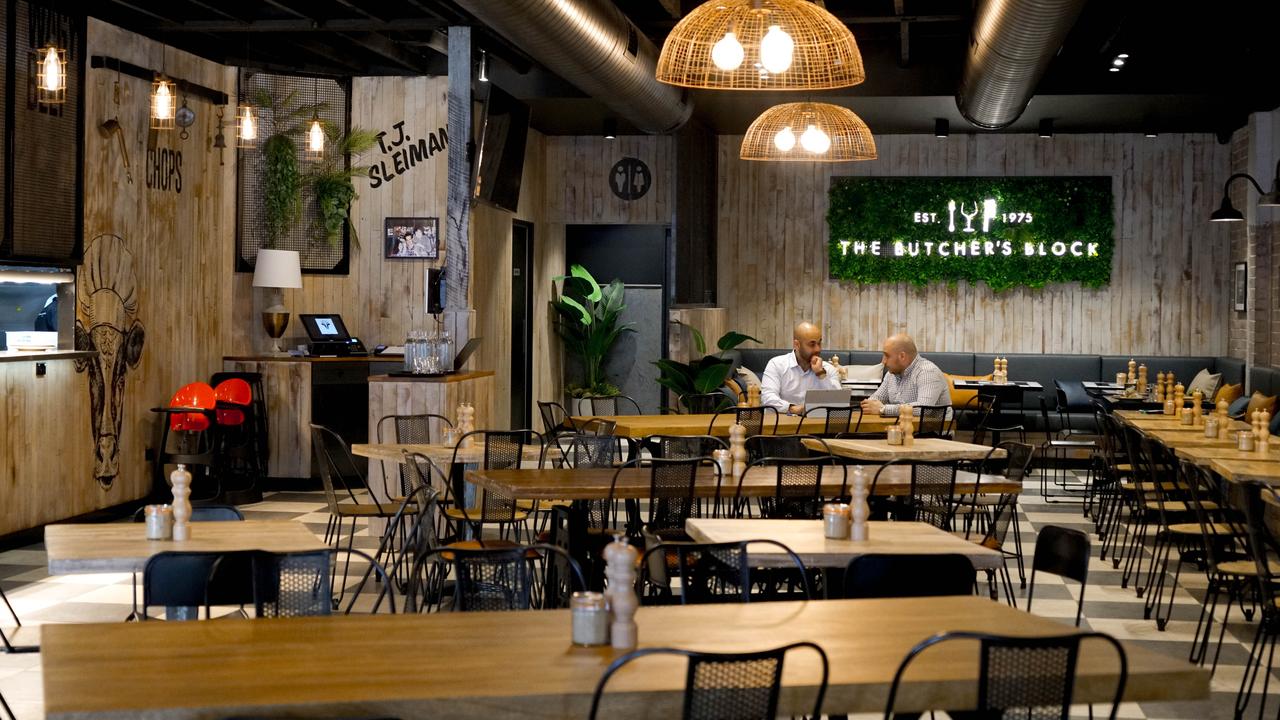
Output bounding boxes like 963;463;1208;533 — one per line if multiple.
1233;261;1247;312
384;217;439;260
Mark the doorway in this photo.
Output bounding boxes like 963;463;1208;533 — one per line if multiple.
511;220;534;429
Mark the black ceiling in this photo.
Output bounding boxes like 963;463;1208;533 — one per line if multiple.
82;0;1280;137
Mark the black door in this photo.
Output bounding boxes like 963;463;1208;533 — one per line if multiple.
511;220;534;429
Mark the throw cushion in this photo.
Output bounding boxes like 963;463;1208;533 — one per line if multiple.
1186;369;1222;401
1214;382;1244;405
842;362;884;381
735;366;762;389
945;373;994;408
1247;391;1277;417
1272;411;1280;436
1228;395;1252;418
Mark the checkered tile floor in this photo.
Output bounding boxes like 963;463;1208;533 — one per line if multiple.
0;476;1270;719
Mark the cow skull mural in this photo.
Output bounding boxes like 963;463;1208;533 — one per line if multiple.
74;234;145;488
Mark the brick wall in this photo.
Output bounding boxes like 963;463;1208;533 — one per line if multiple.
1225;110;1280;382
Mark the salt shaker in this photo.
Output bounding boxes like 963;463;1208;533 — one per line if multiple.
144;504;172;540
1239;430;1256;452
1204;417;1219;439
570;591;610;646
822;503;851;539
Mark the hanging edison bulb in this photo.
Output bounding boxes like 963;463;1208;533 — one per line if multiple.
799;123;830;154
772;126;795;151
307;115;325;159
711;30;745;71
36;44;66;104
236;103;258;148
759;25;794;74
740;102;876;162
151;76;175;130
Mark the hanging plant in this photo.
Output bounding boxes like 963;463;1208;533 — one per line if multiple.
252;88;323;249
303;124;379;247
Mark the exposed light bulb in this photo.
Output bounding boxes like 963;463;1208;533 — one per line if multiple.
40;46;62;92
711;31;745;70
153;82;173;120
800;123;829;154
308;118;324;154
1112;58;1125;67
773;126;795;151
239;106;257;141
759;25;794;74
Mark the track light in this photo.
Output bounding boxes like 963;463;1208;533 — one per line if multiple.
1038;118;1053;139
934;118;948;138
603;118;617;140
478;50;489;83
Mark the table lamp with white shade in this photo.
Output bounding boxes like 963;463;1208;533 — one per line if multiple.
252;249;302;353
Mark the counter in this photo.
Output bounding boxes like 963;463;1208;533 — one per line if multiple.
0;350;95;363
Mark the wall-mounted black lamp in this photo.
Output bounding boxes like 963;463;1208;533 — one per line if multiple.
603;118;617;140
934;118;948;138
1038;118;1053;139
1210;164;1280;222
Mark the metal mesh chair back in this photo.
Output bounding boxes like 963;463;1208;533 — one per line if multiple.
844;553;974;598
253;550;332;618
483;430;525;470
1184;461;1248;573
375;414;452;497
647;457;706;537
640;540;811;605
557;433;618;469
444;546;533;611
141;550;256;620
805;405;859;437
589;642;828;720
537;400;574;436
681;392;733;414
648;434;727;459
586;394;642;416
907;461;959;529
709;406;778;437
746;457;840;520
915;404;953;438
310;424;366;513
745;434;812;460
885;630;1127;720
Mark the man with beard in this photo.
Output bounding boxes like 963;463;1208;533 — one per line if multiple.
760;321;842;415
861;333;950;416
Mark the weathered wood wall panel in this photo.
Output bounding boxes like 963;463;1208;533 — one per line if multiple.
71;19;237;521
221;360;311;478
229;76;450;356
717;133;1233;355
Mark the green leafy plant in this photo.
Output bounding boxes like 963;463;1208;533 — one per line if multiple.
827;176;1114;292
304;125;379;246
655;327;760;408
252;88;324;249
551;265;634;398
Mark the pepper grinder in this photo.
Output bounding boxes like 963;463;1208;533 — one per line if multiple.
1127;358;1137;385
170;464;192;541
603;534;639;650
729;423;748;484
899;404;915;446
1217;398;1232;439
1191;390;1204;426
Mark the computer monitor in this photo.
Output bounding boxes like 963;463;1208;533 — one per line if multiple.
299;314;351;342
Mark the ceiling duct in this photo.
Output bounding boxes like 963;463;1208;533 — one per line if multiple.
453;0;692;134
956;0;1087;129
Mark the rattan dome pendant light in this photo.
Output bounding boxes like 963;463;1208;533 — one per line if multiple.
741;102;876;162
657;0;864;91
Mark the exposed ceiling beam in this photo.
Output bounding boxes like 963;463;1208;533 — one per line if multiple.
337;31;438;74
136;18;447;32
178;0;240;21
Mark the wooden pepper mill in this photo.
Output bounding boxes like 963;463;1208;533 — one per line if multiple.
728;423;748;484
1217;398;1231;439
1155;371;1166;403
1191;390;1204;426
899;404;915;446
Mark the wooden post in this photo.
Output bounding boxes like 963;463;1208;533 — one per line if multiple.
446;26;473;348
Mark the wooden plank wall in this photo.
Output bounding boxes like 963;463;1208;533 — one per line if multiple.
228;76;450;355
717;133;1233;355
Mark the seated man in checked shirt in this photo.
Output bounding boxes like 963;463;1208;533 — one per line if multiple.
861;334;951;416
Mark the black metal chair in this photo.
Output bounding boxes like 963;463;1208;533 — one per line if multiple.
904;460;960;530
646;434;728;460
955;441;1034;592
1232;481;1280;720
635;457;718;543
584;394;643;416
537;400;578;438
680;392;734;414
442;429;545;543
140;549;256;621
843;554;975;598
639;540;812;605
1026;525;1091;626
375;412;453;500
802;404;862;437
1037;396;1097;503
913;404;954;438
589;642;829;720
744;433;818;461
404;543;585;612
884;631;1127;719
738;456;845;520
127;504;245;620
708;405;779;437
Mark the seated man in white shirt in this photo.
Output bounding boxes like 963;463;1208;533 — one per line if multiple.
760;322;843;415
861;334;951;416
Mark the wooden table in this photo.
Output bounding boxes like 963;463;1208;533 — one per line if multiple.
806;437;1004;463
1143;429;1245;448
352;442;551;466
1173;445;1280;467
464;466;1023;501
1209;459;1280;484
685;518;1003;570
41;596;1206;719
1115;411;1249;433
574;413;896;438
44;521;325;575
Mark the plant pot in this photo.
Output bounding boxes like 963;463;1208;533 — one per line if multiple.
567;397;594;417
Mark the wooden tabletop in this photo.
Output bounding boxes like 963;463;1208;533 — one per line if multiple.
685;518;1003;570
1117;412;1249;433
575;413;896;438
44;521;325;575
352;442;551;466
1209;459;1280;484
40;596;1206;719
808;437;1003;463
464;466;1022;501
1143;429;1246;448
1173;444;1280;466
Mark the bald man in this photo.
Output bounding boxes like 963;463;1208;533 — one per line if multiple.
861;334;950;416
760;322;842;415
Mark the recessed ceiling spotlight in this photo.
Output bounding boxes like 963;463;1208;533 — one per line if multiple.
1109;67;1120;72
1112;58;1125;67
1117;53;1129;59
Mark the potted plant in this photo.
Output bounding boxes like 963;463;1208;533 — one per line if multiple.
303;124;379;247
551;265;634;414
655;326;759;412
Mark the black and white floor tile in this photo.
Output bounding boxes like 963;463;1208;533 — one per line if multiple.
0;475;1271;719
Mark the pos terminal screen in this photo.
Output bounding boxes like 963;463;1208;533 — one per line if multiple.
299;314;351;341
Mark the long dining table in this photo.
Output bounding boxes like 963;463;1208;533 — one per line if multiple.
40;596;1207;719
573;411;896;438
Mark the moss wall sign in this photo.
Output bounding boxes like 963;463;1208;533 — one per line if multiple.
827;176;1114;291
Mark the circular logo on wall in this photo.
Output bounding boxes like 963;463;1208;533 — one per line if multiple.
609;157;651;201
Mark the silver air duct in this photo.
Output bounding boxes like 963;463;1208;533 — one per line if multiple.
956;0;1088;129
454;0;692;134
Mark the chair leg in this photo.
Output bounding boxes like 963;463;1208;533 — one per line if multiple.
1235;616;1275;720
1141;530;1171;616
0;688;16;720
1119;514;1147;589
1191;573;1222;666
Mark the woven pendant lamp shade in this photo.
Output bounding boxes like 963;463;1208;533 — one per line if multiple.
740;102;877;162
657;0;864;91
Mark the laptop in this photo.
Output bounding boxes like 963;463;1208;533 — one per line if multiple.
803;388;855;412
